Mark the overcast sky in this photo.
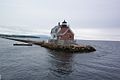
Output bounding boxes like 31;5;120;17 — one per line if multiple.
0;0;120;41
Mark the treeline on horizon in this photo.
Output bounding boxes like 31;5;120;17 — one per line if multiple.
0;34;40;38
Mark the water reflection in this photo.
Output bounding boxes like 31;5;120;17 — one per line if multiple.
48;50;73;77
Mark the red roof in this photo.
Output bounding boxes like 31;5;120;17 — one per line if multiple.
58;27;74;35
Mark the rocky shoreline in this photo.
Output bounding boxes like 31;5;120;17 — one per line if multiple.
1;37;96;53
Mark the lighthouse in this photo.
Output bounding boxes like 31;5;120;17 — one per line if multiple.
49;20;75;45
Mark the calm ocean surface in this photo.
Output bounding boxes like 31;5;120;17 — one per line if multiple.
0;38;120;80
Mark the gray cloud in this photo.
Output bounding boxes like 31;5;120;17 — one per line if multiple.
0;0;120;41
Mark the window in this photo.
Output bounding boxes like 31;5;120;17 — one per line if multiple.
53;35;55;38
68;35;72;39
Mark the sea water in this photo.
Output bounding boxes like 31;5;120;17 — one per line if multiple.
0;38;120;80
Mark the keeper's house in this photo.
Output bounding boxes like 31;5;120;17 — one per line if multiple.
49;20;75;45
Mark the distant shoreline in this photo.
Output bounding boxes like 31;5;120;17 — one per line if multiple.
0;34;40;38
0;33;119;42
